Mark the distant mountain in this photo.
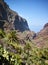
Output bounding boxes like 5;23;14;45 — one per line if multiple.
0;0;29;32
0;0;48;48
34;23;48;48
0;0;48;65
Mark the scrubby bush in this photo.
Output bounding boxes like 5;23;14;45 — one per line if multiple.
0;30;48;65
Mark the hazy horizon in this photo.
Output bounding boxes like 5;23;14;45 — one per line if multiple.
5;0;48;32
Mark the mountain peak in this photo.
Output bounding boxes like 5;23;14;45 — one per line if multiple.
44;23;48;28
0;0;29;32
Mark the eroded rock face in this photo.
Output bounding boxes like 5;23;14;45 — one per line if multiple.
0;1;7;20
44;23;48;28
0;0;29;32
34;23;48;48
14;15;29;31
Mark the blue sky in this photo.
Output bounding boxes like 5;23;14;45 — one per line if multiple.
5;0;48;32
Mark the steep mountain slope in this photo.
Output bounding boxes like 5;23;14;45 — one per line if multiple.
0;0;48;65
0;0;48;48
0;0;29;32
34;23;48;48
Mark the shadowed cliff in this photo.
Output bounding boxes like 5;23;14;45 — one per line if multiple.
0;0;29;32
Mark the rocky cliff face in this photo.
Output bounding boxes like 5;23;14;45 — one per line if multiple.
0;0;29;32
34;23;48;48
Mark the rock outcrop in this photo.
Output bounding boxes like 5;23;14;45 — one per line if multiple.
0;0;29;32
34;23;48;48
44;23;48;28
